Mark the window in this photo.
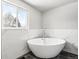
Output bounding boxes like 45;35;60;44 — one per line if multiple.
2;2;17;27
2;1;28;29
18;8;27;27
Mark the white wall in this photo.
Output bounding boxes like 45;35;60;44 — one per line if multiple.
43;2;78;29
43;2;78;54
2;29;41;59
2;0;42;59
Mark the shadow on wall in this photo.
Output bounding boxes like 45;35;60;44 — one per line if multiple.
63;41;78;54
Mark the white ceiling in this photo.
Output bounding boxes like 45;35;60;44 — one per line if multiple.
23;0;77;11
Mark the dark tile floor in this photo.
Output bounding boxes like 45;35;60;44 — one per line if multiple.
18;51;78;59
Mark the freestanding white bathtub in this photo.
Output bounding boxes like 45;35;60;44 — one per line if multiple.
27;38;66;58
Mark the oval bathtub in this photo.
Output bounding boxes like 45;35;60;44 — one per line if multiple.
27;38;66;58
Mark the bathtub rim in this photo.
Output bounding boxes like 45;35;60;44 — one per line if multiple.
27;38;66;46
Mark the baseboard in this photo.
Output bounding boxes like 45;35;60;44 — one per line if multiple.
63;49;78;55
60;50;78;56
17;51;31;59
